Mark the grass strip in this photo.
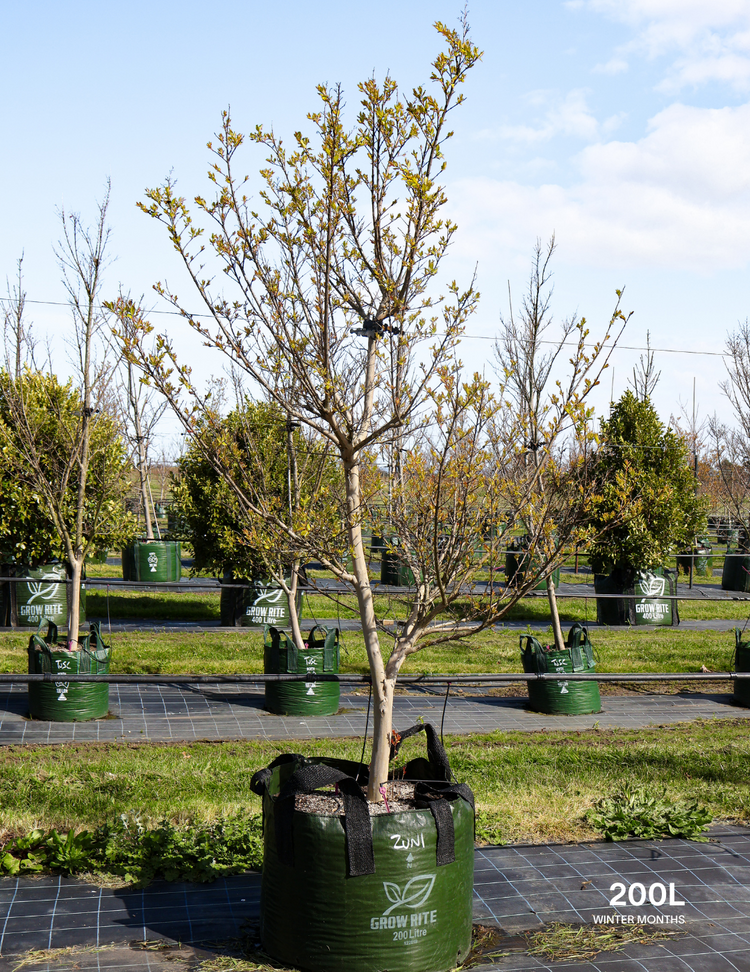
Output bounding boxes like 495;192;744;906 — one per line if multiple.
0;720;747;846
0;626;743;677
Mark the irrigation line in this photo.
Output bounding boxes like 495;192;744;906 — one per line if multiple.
2;672;748;685
72;578;750;602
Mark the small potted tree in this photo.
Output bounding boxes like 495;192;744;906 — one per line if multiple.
588;391;707;625
0;189;136;720
169;400;333;629
119;349;181;582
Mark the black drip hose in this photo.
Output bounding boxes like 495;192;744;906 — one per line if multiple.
440;680;451;747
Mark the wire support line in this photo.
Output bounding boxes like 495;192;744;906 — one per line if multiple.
0;296;728;358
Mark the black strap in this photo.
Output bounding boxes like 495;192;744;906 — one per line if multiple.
415;781;476;865
250;753;303;796
275;762;375;877
389;723;451;781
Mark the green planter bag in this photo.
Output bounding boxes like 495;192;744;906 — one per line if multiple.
380;536;415;587
8;563;86;629
264;624;340;716
722;539;750;593
677;542;713;577
121;540;182;582
521;623;601;715
220;572;303;628
381;550;415;586
27;620;111;722
733;628;750;708
250;723;475;972
595;567;679;626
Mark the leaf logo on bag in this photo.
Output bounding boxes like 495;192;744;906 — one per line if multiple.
26;573;63;604
638;573;665;598
254;586;285;605
382;874;436;915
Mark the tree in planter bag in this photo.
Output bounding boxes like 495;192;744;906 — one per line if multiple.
116;16;631;807
168;399;341;624
587;391;707;624
114;19;633;971
0;187;136;645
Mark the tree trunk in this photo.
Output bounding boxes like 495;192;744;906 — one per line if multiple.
67;555;83;648
343;454;390;802
547;576;565;651
129;364;153;540
287;563;304;650
369;674;395;797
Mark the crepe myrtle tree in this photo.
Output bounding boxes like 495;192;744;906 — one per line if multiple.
113;19;627;800
0;186;134;645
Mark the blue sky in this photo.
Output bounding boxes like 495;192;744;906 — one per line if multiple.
2;0;750;440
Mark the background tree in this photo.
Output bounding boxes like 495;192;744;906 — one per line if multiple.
118;318;168;540
628;329;660;401
0;372;136;566
705;321;750;536
116;20;627;801
493;236;628;649
587;390;707;577
0;186;134;645
3;256;37;376
171;399;342;582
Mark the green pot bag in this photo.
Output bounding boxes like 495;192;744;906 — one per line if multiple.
121;541;181;582
521;623;601;715
722;543;750;594
220;573;303;628
264;624;341;716
250;723;475;972
27;620;111;722
9;562;86;629
504;536;560;591
595;567;679;626
733;628;750;707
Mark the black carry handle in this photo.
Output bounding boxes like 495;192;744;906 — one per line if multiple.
389;724;476;865
520;634;547;674
388;721;452;782
250;723;474;877
273;761;375;877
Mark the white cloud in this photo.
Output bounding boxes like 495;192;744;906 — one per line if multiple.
572;0;750;92
449;102;750;272
593;57;630;75
484;89;604;144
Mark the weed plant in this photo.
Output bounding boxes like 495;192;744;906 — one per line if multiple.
586;788;713;841
0;813;262;886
